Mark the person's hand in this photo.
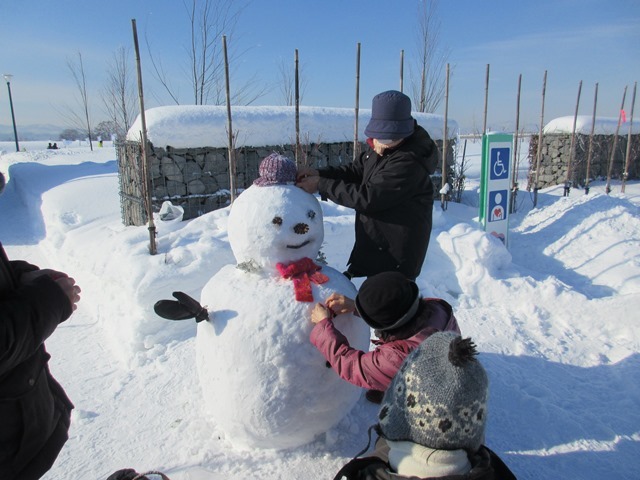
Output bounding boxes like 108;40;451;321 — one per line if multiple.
21;269;81;311
296;174;320;194
311;303;332;324
296;165;319;180
56;276;81;311
325;293;355;315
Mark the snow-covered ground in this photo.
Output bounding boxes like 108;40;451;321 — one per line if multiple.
1;132;639;480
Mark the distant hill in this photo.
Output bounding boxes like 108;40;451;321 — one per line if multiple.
0;123;65;141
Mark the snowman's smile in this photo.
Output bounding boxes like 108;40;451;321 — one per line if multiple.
287;239;311;249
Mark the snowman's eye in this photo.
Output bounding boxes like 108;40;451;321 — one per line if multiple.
307;210;316;220
272;216;283;226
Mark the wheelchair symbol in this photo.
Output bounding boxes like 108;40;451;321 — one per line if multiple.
494;151;506;177
490;147;509;180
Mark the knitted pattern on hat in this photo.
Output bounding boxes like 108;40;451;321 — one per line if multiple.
253;153;297;186
378;331;488;453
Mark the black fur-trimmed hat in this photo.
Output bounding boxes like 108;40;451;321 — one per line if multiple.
355;272;420;332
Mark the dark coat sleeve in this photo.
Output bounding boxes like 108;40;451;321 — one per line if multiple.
0;275;72;378
318;151;428;215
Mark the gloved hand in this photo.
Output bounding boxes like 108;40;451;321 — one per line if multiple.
154;291;210;323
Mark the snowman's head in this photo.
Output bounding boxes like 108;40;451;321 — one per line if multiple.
227;155;324;272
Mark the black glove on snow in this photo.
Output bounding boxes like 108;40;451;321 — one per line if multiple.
154;291;210;323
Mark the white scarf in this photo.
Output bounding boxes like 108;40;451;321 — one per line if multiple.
387;440;471;478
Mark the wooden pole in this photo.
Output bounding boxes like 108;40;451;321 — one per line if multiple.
585;83;598;195
509;74;522;214
482;64;490;134
621;81;637;193
564;80;582;197
533;70;547;207
605;85;627;194
222;35;237;204
399;49;404;93
131;18;156;255
440;63;450;211
295;49;301;165
354;42;361;161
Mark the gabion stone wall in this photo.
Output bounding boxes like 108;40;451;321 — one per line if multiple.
117;139;454;226
527;133;639;190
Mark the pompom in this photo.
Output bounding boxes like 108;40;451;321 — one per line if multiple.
448;336;478;367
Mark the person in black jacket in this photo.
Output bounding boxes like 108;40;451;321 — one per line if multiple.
296;90;439;280
0;171;81;480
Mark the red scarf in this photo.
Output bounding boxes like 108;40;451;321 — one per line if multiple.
276;257;329;302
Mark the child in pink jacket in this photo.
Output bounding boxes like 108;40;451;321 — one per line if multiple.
310;271;461;403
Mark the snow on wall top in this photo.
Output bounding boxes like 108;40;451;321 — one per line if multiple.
126;105;459;149
543;115;640;135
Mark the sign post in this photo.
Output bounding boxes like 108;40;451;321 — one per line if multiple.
479;133;513;247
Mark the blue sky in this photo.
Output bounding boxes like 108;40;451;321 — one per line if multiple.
1;0;639;133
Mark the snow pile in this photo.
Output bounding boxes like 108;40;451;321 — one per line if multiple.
126;105;459;148
543;115;640;135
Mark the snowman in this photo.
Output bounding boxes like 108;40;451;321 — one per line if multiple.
192;154;370;450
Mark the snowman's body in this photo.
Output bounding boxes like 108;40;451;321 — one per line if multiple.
196;182;370;450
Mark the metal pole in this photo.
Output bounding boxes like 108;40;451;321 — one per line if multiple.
3;75;20;152
131;19;157;255
564;80;582;197
222;35;237;204
605;85;627;194
621;82;637;193
533;70;547;207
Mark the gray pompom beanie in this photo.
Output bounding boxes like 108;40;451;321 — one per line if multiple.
378;331;488;453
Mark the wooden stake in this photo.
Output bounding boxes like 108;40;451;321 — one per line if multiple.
295;49;301;165
509;74;522;214
222;35;237;204
440;63;450;210
605;85;627;194
131;18;156;255
399;49;404;93
354;42;361;161
564;80;582;196
533;70;547;207
621;82;637;193
585;83;598;194
483;64;490;135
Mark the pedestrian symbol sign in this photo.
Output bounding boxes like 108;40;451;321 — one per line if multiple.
479;134;512;247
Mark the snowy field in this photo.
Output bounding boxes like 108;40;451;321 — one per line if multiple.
1;133;639;479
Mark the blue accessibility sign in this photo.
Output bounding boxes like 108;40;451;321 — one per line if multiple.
490;147;510;180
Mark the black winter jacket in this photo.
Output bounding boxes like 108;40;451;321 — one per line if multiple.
0;243;74;480
334;439;517;480
317;123;438;279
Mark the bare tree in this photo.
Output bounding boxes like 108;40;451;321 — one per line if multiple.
277;56;308;106
410;0;449;113
146;0;267;106
101;46;137;141
65;51;94;150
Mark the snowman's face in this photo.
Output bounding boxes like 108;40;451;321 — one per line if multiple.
227;185;324;270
